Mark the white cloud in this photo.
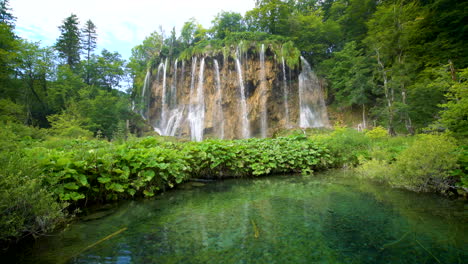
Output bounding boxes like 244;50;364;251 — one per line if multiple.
10;0;256;59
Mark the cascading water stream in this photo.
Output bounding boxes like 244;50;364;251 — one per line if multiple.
298;56;329;128
140;70;151;120
188;57;197;140
157;58;169;135
164;106;184;136
281;56;290;127
213;59;224;139
259;44;267;138
188;57;205;141
235;50;250;139
170;59;178;107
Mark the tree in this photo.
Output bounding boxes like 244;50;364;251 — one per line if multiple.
17;41;56;125
55;14;81;70
48;65;86;112
244;0;291;35
288;10;342;65
89;49;125;91
77;89;130;139
81;20;97;84
0;0;15;28
0;23;18;98
180;18;198;47
406;66;449;129
210;11;245;39
416;0;468;68
364;1;423;135
0;0;17;97
167;27;177;59
438;68;468;137
326;0;378;44
322;41;374;128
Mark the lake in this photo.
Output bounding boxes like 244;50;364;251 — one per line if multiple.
11;170;468;263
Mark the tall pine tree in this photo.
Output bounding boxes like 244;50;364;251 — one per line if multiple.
81;19;97;84
0;0;15;28
55;14;81;70
0;0;18;98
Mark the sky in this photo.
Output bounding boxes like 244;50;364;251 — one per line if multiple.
10;0;256;60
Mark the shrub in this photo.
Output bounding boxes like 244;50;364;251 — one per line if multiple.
390;134;459;192
312;127;371;167
365;126;389;139
0;151;67;246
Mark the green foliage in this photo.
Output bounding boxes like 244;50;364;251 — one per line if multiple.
47;105;93;139
321;41;373;108
210;11;245;39
88;49;125;91
184;135;331;178
278;41;300;68
391;134;459;192
0;99;25;123
23;135;332;205
76;89;130;139
365;126;388;139
312;127;371;167
0;22;19;97
0;150;67;245
454;146;468;189
244;0;291;35
438;68;468;137
81;20;97;62
358;134;460;193
55;14;81;69
0;0;15;28
29;138;189;202
408;66;451;129
48;65;87;112
288;10;342;65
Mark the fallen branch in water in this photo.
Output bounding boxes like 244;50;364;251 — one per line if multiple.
381;231;410;250
251;220;259;239
71;227;128;260
415;239;441;264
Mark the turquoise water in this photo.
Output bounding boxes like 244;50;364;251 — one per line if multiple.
12;171;468;263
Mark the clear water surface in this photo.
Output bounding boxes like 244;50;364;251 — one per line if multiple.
11;170;468;263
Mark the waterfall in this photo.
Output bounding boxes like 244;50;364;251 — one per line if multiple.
140;70;151;120
298;57;329;128
259;44;267;138
235;52;250;139
188;57;197;139
164;106;185;136
173;60;186;138
188;57;205;141
170;59;178;107
281;56;290;127
213;59;224;139
160;58;168;130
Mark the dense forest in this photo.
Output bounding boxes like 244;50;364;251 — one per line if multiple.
0;0;467;250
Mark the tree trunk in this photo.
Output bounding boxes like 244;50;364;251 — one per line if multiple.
401;88;415;135
376;48;396;136
362;104;367;129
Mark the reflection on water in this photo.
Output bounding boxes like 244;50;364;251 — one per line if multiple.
12;170;468;263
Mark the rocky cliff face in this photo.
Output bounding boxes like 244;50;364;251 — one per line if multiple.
141;46;327;140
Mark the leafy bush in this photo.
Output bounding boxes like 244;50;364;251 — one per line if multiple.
0;151;67;246
358;134;460;192
365;126;389;139
391;134;459;192
312;127;371;167
183;135;331;178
